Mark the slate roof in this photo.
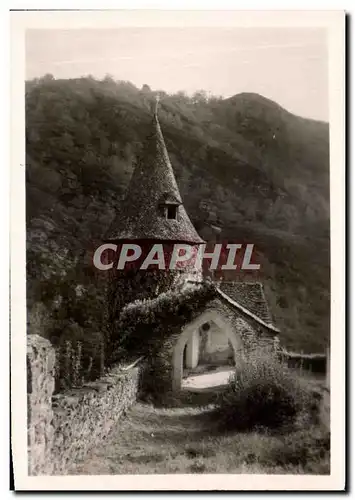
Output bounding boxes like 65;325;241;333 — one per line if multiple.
185;279;278;334
105;112;204;244
217;281;273;325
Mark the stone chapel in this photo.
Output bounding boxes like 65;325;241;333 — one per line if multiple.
104;102;280;398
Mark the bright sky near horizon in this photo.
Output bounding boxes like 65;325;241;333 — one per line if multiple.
26;27;328;121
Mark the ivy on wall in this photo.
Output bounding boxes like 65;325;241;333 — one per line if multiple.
107;280;217;365
104;268;188;362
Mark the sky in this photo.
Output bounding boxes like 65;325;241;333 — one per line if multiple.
26;27;328;121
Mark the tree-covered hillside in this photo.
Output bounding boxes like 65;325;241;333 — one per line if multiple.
26;75;330;353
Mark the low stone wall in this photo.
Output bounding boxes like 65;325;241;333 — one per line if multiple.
27;335;56;476
27;334;141;475
51;365;140;474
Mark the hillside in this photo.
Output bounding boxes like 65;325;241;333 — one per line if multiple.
25;75;330;353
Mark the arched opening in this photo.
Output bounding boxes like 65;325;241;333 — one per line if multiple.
172;310;242;392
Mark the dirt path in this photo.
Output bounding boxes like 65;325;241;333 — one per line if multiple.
69;403;221;475
182;368;234;391
68;399;324;475
68;372;329;475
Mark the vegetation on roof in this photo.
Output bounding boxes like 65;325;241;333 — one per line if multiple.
108;281;217;363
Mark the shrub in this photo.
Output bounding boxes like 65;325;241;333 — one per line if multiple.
54;339;85;392
27;302;53;338
53;325;106;392
215;346;312;431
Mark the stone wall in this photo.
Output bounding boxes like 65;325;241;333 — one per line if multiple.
27;334;141;475
27;335;56;476
201;321;234;364
139;299;260;405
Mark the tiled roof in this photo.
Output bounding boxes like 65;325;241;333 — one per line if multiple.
218;281;273;324
105;113;204;244
185;279;278;333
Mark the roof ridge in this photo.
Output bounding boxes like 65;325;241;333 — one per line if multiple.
186;279;279;334
216;287;280;334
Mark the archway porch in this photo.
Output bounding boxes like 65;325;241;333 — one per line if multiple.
172;310;243;393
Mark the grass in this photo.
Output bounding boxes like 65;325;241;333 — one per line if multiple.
69;400;330;475
68;348;329;475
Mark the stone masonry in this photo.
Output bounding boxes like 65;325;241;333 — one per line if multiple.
27;335;56;475
27;334;141;475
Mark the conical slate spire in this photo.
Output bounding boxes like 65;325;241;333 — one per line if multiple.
106;109;204;244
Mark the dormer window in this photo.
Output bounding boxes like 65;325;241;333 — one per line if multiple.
166;205;178;220
159;192;181;221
